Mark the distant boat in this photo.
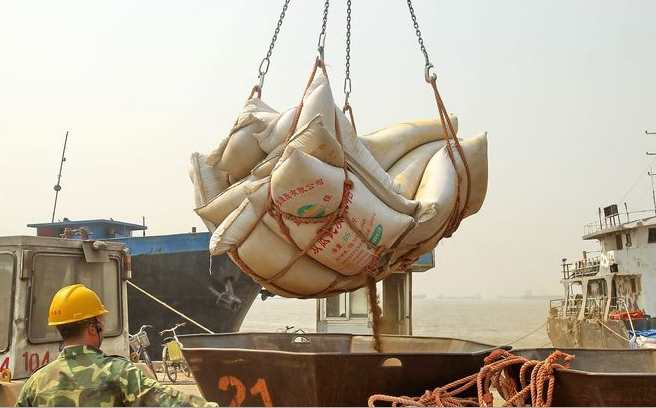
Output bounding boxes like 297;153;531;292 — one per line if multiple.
437;293;481;300
412;294;427;300
496;291;559;300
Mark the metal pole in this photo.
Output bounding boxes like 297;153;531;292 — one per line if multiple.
649;168;656;216
51;131;69;223
624;202;629;223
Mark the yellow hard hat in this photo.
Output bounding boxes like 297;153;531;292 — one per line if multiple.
48;284;109;326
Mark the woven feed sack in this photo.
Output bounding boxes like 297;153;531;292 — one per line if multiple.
206;98;279;182
251;148;283;179
359;116;458;171
251;67;405;199
210;191;368;297
392;131;489;265
188;152;230;208
252;114;344;182
197;115;346;230
335;108;405;197
253;68;336;155
387;141;446;199
254;106;299;153
195;175;258;229
264;149;416;276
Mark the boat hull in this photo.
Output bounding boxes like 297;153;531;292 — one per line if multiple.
115;233;261;350
547;316;656;348
510;348;656;407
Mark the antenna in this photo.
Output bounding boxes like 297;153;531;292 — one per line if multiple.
51;131;69;223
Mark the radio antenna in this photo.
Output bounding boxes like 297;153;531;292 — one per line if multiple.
51;131;69;223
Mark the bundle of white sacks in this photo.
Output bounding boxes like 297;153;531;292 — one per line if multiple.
189;67;488;298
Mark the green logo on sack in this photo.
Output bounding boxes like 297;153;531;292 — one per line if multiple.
297;204;326;218
368;224;383;246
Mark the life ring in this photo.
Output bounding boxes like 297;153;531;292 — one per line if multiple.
0;368;11;382
608;310;645;320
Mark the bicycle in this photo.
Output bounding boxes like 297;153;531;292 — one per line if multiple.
160;322;191;383
129;324;156;378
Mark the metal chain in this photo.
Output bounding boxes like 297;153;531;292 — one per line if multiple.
343;0;352;105
256;0;291;92
317;0;330;61
406;0;436;83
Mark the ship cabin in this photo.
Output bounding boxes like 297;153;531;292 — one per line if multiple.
27;219;146;240
552;204;656;325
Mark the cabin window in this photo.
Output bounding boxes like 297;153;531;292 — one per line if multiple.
0;253;15;352
615;234;623;250
648;228;656;244
625;233;632;247
28;254;121;343
350;288;369;317
325;294;347;318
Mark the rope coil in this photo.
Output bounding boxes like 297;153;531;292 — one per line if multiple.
368;349;575;407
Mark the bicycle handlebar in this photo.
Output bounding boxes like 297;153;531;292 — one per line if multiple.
159;322;186;336
130;324;152;338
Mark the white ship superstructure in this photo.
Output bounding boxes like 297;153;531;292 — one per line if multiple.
548;204;656;348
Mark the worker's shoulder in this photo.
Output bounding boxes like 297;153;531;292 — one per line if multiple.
99;353;132;367
88;352;133;376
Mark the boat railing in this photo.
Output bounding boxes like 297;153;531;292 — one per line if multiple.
562;256;601;279
608;297;636;315
583;209;655;235
584;296;607;318
551;295;609;319
550;297;584;318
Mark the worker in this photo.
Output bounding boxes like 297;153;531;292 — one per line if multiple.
15;284;218;407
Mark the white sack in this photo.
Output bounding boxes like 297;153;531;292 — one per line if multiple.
210;188;369;297
251;151;416;274
254;107;298;153
392;132;488;265
195;175;257;227
207;98;279;181
360;116;458;170
188;152;230;208
388;141;446;199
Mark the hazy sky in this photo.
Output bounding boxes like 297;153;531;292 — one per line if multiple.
2;0;655;297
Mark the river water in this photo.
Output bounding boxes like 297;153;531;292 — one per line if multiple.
241;297;553;348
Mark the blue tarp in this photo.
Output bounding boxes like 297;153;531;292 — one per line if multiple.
628;329;656;338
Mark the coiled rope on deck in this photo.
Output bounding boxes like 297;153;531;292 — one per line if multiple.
368;349;575;407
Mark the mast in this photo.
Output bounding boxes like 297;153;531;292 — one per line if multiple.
646;129;656;215
51;131;69;223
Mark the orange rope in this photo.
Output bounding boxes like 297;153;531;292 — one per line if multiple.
367;349;575;407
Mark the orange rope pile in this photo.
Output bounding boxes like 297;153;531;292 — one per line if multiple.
368;349;575;407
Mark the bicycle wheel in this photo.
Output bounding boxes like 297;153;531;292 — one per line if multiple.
182;360;191;377
162;346;177;383
141;350;157;380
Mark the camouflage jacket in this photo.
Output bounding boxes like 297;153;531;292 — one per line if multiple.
14;345;218;407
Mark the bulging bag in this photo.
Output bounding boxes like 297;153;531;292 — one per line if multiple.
206;98;279;182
